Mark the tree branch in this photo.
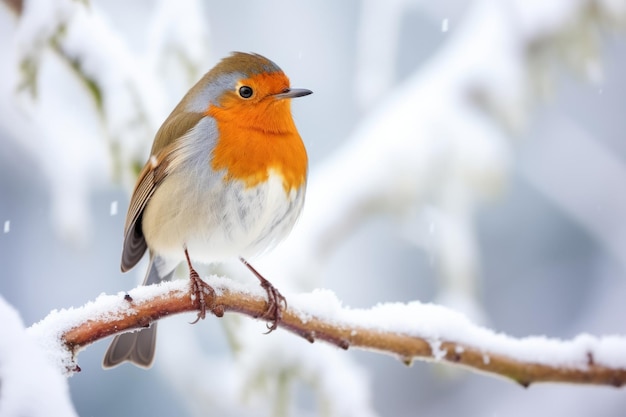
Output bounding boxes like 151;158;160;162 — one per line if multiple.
31;277;626;388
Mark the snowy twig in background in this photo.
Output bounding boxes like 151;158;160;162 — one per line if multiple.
28;278;626;388
262;0;626;313
0;0;209;241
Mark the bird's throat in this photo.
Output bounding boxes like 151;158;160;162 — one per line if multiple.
207;105;308;193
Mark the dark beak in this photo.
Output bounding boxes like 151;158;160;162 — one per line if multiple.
274;88;313;99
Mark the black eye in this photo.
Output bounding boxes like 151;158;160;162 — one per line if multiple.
239;85;253;98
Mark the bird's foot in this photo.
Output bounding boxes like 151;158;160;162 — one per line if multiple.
239;257;286;333
186;250;224;324
258;276;287;333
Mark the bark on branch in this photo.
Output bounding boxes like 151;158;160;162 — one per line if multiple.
34;278;626;388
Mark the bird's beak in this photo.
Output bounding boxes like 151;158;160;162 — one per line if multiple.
274;88;313;100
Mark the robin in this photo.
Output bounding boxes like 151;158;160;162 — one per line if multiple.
103;52;311;368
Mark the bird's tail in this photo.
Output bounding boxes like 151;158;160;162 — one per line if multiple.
102;255;175;369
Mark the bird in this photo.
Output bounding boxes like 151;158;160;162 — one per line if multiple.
103;52;312;369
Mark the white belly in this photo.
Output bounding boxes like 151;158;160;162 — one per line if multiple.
142;168;305;264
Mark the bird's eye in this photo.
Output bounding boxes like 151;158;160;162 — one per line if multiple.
239;86;253;99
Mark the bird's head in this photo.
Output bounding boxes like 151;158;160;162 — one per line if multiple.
185;52;312;134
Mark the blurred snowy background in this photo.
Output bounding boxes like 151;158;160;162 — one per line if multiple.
1;0;626;416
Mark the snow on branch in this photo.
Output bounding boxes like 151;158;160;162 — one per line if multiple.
0;296;78;417
28;277;626;388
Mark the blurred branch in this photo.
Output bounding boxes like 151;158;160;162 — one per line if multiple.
2;0;101;104
2;0;21;14
2;0;163;185
34;279;626;388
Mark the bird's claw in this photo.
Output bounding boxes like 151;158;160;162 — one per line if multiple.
259;281;286;333
188;267;223;324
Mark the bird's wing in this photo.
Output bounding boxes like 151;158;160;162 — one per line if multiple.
121;112;205;272
121;149;172;272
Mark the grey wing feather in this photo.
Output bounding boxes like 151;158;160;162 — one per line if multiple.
102;325;157;369
121;220;148;273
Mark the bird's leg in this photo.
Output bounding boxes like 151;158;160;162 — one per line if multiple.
239;257;286;333
237;258;348;347
185;248;223;324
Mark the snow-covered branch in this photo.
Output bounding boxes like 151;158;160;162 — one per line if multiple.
0;296;78;417
2;0;626;414
29;277;626;388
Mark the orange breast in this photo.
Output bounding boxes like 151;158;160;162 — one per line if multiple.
206;98;308;193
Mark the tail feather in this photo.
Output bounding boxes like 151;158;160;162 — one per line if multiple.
103;255;175;369
103;325;157;369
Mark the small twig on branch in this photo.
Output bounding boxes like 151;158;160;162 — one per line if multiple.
30;278;626;388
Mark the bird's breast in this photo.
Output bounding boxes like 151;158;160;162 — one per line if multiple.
142;114;307;263
207;105;308;194
142;163;305;264
210;170;306;258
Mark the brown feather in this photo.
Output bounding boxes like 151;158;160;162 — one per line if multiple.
121;112;204;271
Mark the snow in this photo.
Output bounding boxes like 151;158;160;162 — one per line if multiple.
26;278;626;378
157;313;378;417
289;288;626;369
145;0;212;98
58;2;168;183
235;332;377;417
0;295;77;417
354;0;408;108
441;18;449;33
13;0;78;62
2;0;626;415
255;0;626;320
109;200;118;216
26;276;258;372
429;340;446;361
27;279;189;374
1;0;210;242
